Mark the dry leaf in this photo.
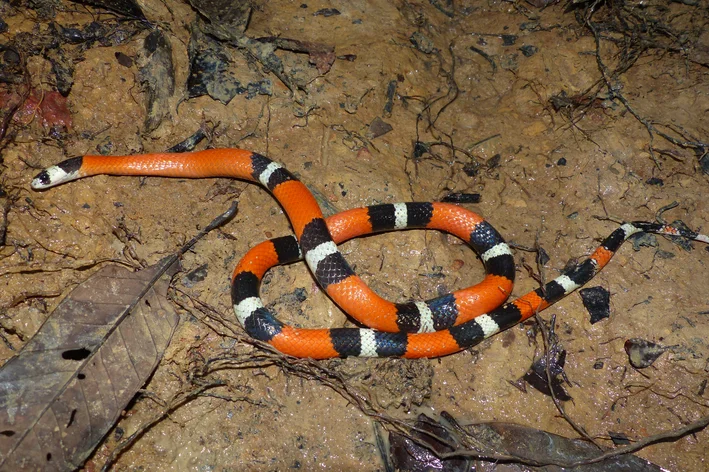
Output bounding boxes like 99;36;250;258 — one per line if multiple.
0;258;179;471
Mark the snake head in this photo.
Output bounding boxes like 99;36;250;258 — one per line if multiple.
31;157;83;190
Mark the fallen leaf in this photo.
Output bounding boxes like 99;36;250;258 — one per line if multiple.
0;259;179;471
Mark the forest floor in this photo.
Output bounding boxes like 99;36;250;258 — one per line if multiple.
1;0;708;470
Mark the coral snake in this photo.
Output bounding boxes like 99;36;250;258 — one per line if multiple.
31;149;709;359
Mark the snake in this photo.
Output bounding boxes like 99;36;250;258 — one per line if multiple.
31;149;709;358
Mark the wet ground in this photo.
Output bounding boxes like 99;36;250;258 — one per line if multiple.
1;0;708;470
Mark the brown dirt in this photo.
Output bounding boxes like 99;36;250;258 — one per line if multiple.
1;1;708;470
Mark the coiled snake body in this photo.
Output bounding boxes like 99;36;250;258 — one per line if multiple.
31;149;709;358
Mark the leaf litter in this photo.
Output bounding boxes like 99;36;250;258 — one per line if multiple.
0;0;708;470
0;203;237;470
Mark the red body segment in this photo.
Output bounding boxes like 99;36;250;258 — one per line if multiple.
83;149;256;179
269;326;339;359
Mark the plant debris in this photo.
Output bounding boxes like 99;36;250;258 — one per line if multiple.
580;286;611;324
0;259;179;470
624;338;671;369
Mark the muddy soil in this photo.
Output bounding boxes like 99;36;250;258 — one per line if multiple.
1;1;708;470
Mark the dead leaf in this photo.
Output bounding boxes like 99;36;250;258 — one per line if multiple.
0;258;179;471
388;413;665;471
468;422;663;471
139;30;175;132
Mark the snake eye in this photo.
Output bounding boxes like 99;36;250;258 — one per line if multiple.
31;171;51;189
